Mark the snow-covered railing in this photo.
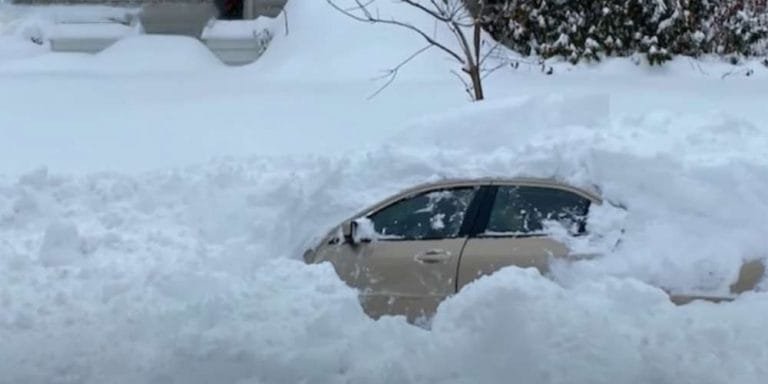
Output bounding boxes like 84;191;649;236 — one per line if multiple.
10;0;284;65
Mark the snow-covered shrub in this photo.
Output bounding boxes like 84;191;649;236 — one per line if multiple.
479;0;768;64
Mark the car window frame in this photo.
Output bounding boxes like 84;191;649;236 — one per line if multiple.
469;184;595;239
361;185;491;242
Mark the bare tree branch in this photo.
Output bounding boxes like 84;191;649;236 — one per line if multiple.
401;0;453;22
450;69;475;101
368;45;433;99
343;0;375;12
479;41;502;66
282;8;289;36
326;0;502;101
450;21;474;71
480;61;507;80
326;0;466;64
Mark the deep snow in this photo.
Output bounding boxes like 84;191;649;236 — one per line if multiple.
1;1;768;383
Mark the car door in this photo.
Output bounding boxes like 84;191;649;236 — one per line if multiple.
317;183;485;322
457;183;594;290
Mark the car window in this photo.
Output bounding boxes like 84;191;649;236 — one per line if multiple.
368;187;477;240
486;186;590;236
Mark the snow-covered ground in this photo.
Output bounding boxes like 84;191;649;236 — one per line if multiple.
1;1;768;383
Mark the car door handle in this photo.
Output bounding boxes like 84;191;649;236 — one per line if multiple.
567;253;600;261
415;249;451;264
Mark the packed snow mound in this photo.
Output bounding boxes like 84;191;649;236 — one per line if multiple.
0;35;46;60
2;2;768;382
430;267;768;384
251;0;455;81
0;35;224;73
0;4;137;41
399;93;768;166
399;93;611;150
94;35;224;71
393;94;768;294
0;6;220;72
1;94;767;383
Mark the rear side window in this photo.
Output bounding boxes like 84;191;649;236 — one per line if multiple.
369;187;478;240
486;186;590;236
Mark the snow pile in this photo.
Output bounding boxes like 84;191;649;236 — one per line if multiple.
1;0;768;382
250;0;455;82
0;34;46;60
47;22;139;39
396;94;768;294
0;5;220;72
37;221;85;267
0;35;224;73
0;4;48;59
202;18;275;39
1;94;768;382
0;4;138;52
428;267;768;384
93;35;224;71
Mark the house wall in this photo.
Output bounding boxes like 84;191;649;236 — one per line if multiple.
11;0;288;18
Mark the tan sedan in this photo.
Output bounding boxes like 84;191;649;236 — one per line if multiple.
304;178;764;322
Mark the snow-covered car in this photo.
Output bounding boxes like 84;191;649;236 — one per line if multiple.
304;178;764;322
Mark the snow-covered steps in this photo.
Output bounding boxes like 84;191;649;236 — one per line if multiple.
48;22;141;53
201;18;273;65
203;36;266;65
44;18;273;65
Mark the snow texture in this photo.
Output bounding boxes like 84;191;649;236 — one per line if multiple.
0;1;768;383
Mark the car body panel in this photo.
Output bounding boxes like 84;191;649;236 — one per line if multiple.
307;177;765;321
458;236;569;290
313;237;468;321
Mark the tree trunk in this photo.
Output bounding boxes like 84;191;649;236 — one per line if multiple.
471;22;485;101
469;66;484;101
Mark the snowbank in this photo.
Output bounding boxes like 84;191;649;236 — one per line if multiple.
2;94;768;383
249;0;456;81
1;1;768;382
94;35;224;71
0;4;137;43
0;35;224;73
0;35;46;60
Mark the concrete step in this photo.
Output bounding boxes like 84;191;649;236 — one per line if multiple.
47;18;272;65
204;37;264;65
48;22;141;53
138;2;217;37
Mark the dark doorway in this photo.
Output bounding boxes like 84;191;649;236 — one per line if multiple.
214;0;243;19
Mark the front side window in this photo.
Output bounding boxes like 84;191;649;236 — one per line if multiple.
368;187;477;240
486;186;590;236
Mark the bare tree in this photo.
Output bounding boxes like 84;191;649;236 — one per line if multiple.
326;0;504;101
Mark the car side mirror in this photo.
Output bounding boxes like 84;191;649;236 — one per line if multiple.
341;220;352;237
349;217;375;244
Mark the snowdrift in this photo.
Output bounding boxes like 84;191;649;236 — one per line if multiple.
2;94;768;383
250;0;455;81
1;1;768;383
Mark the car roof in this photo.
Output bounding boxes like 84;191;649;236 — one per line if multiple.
396;177;601;202
357;177;602;218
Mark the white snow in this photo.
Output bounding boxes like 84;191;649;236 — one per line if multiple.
1;0;768;383
201;17;275;39
47;21;139;39
37;220;85;267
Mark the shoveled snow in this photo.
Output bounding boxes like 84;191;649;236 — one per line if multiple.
47;22;140;39
1;0;767;383
201;18;275;39
94;35;224;71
